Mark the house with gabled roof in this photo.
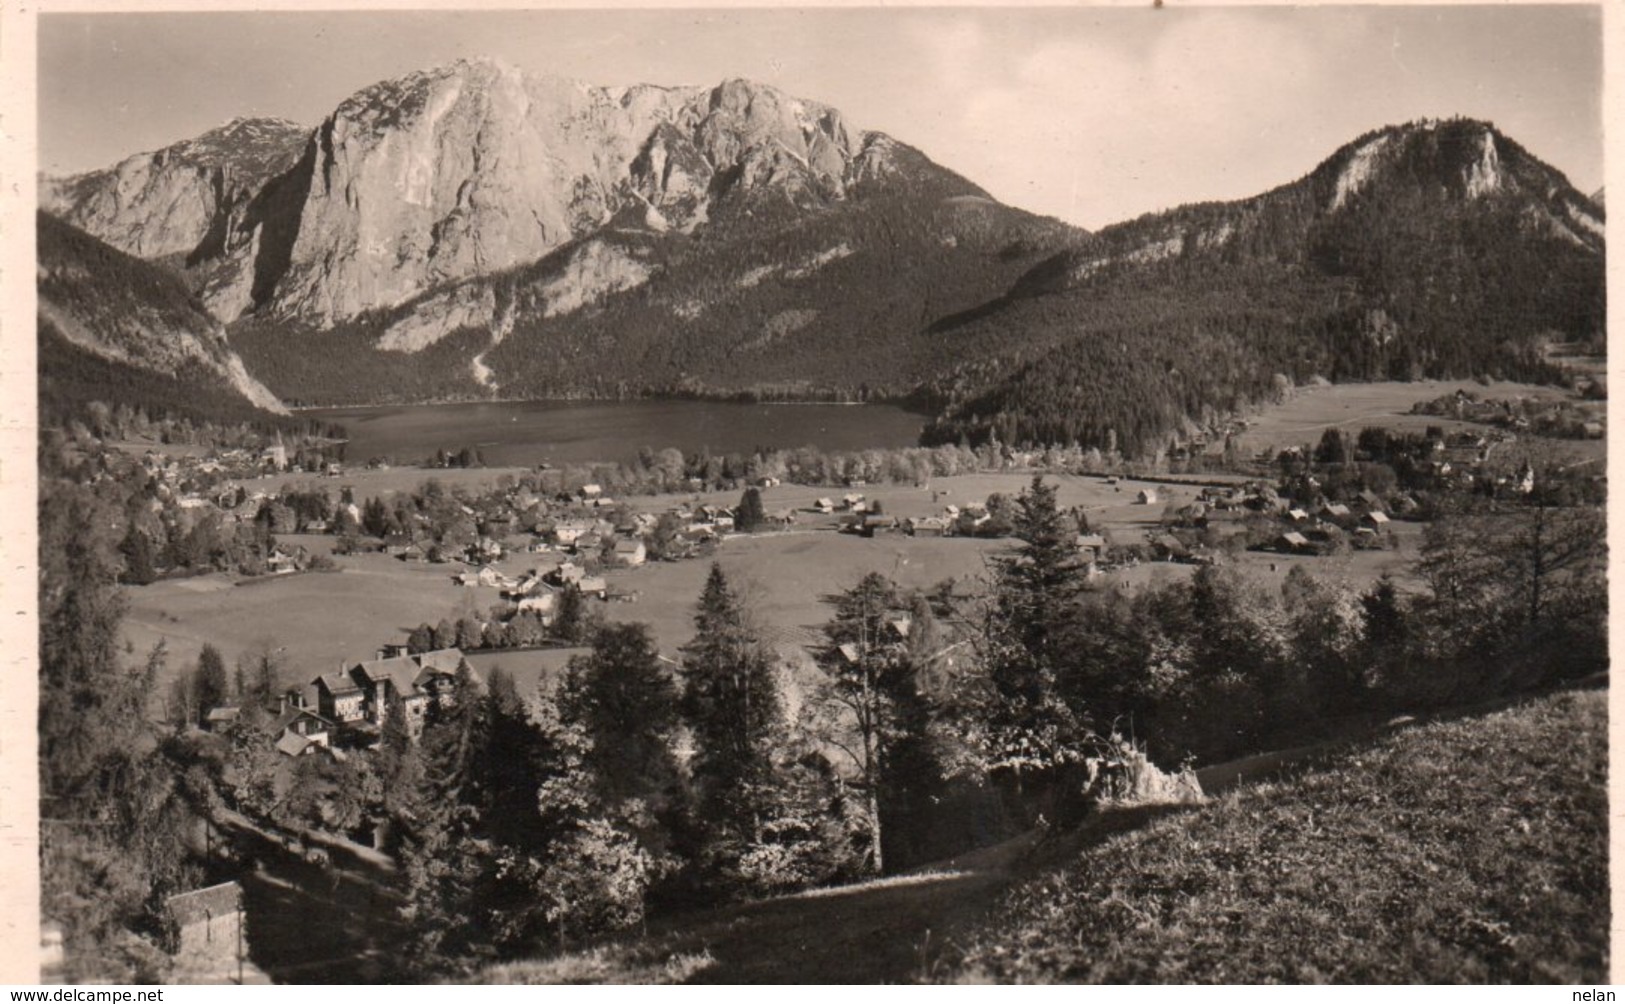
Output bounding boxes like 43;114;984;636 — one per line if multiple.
348;648;478;732
611;537;647;567
313;671;365;723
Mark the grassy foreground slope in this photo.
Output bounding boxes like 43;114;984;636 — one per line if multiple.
942;689;1608;984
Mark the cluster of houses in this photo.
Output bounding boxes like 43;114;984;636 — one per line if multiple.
1411;389;1605;441
210;648;480;758
1270;493;1397;555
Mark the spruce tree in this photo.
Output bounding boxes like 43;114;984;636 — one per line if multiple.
736;486;767;532
979;475;1094;818
679;564;783;887
194;644;228;722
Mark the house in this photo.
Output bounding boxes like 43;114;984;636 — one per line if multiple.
574;532;604;554
552;521;593;546
1356;490;1386;513
476;565;507;589
1287;508;1310;523
199;705;238;732
275;731;321;757
517;592;557;619
885;617;912;642
1320;503;1353;523
1361;510;1391;529
907;516;950;537
1152;534;1190;561
165;881;245;969
349;648;475;730
1076;533;1109;562
273;707;333;749
814;498;836;514
611;538;647;568
1275;532;1311;553
1136;488;1159;505
579;484;603;499
383;533;414;558
313;671;365;723
842;493;866;510
548;562;586;586
577;576;609;599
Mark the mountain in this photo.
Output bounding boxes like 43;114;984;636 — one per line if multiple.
37;211;290;427
917;119;1606;455
1593;187;1605;209
45;59;1076;408
42;71;1603;456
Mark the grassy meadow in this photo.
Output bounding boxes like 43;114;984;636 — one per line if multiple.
940;688;1608;984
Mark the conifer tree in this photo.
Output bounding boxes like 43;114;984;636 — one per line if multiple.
736;486;767;532
978;475;1095;817
679;564;784;886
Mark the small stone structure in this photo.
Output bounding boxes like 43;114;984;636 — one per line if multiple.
164;881;246;983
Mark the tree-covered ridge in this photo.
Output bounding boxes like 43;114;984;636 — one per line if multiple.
923;119;1602;455
37;212;295;428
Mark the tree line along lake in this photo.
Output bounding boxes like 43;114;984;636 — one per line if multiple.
302;398;929;467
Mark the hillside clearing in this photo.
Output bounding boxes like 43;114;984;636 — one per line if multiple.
939;688;1607;984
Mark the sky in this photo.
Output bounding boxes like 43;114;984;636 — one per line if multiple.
36;5;1605;231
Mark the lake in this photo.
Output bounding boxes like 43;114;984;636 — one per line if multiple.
304;399;927;467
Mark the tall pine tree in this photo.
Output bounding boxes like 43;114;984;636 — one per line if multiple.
679;564;784;890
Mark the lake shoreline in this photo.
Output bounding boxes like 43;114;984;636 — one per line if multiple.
300;398;931;469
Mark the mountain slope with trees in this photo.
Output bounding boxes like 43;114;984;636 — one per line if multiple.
920;119;1605;456
41;67;1604;459
36;211;293;429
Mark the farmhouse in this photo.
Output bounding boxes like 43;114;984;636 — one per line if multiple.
611;538;647;567
1076;533;1109;562
1362;510;1391;529
1275;531;1312;554
1136;488;1159;505
907;516;950;537
517;592;557;619
1152;534;1191;562
548;562;586;586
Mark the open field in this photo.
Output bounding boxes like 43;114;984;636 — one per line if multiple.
1222;379;1603;463
121;467;1427;701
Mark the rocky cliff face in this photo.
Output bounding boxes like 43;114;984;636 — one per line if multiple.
47;58;917;327
42;117;309;263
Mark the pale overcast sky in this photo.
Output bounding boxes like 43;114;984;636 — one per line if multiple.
37;6;1604;230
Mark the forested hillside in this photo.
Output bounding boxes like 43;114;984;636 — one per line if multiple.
921;120;1603;455
36;212;293;429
